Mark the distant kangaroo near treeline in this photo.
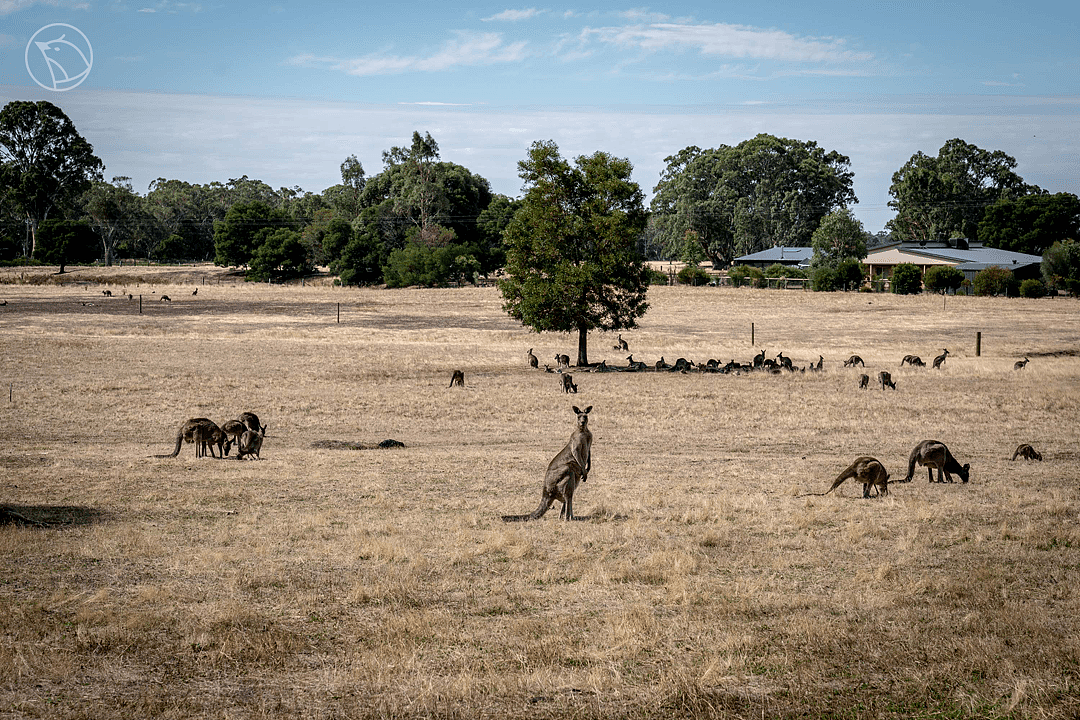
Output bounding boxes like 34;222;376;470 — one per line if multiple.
503;406;593;522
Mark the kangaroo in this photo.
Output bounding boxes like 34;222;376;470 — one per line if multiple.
809;355;824;372
448;369;465;387
102;289;112;297
503;406;593;522
902;440;970;483
191;422;226;459
236;426;266;460
858;373;869;389
156;418;219;458
238;412;264;434
613;333;629;351
655;356;668;371
192;288;198;296
527;348;538;369
221;419;246;456
776;351;793;371
900;354;924;367
932;348;949;369
878;371;896;390
625;354;646;371
561;373;577;393
1011;443;1043;461
844;355;865;367
752;349;766;368
798;456;889;498
1014;357;1029;371
160;295;171;302
555;353;570;370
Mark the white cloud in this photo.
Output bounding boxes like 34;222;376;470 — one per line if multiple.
482;8;542;22
287;32;527;77
587;22;874;64
0;0;55;14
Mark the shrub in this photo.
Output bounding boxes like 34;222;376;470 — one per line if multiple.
835;258;866;291
728;264;764;288
763;263;807;279
1019;278;1046;298
1042;238;1080;296
890;263;923;294
645;268;670;286
923;265;965;294
811;266;838;291
677;265;710;286
973;266;1019;296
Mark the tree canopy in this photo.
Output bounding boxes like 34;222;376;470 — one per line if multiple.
650;134;856;267
888;138;1037;245
810;208;868;268
499;140;649;366
978;192;1080;256
0;100;103;257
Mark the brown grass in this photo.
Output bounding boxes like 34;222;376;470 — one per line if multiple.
1;265;1079;719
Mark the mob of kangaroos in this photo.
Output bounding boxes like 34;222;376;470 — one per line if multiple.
503;405;593;522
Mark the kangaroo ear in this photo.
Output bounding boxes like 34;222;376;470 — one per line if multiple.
583;405;592;414
572;406;580;414
963;464;970;471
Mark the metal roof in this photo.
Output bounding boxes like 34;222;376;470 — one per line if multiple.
733;246;814;263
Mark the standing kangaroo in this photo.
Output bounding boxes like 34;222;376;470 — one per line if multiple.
613;333;629;351
156;418;221;458
798;456;889;498
448;369;465;387
878;371;896;390
858;373;870;389
236;425;266;460
555;353;570;370
1014;357;1029;371
503;406;593;522
932;348;949;369
191;422;226;459
238;411;263;434
561;373;577;393
527;348;538;369
902;440;970;483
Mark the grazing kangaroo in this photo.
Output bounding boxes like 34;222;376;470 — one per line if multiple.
902;440;970;483
555;353;570;370
858;373;869;389
1014;357;1029;371
156;418;219;458
932;348;949;369
236;426;266;460
527;348;538;369
102;289;112;297
900;354;924;367
799;456;889;498
238;412;264;434
844;355;865;367
878;371;896;390
448;369;465;387
613;333;629;351
160;295;171;302
221;419;246;456
502;406;593;522
561;373;577;393
1011;443;1043;461
191;422;226;458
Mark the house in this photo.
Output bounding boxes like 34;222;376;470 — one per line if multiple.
731;246;813;269
863;240;1043;285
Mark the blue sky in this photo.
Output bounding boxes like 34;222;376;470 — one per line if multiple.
2;0;1078;232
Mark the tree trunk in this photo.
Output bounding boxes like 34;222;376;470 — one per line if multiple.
576;324;589;367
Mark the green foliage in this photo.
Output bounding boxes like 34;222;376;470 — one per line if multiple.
382;235;479;288
811;266;838;291
1019;278;1046;298
887;138;1036;244
762;264;808;279
923;265;966;294
213;201;294;268
890;263;924;294
645;268;669;286
83;177;149;266
35;219;98;272
650;134;856;267
811;208;868;268
834;258;866;290
727;264;764;288
1042;238;1080;295
979;193;1080;256
972;266;1018;296
246;228;311;282
0;100;104;259
499;141;649;366
677;265;710;285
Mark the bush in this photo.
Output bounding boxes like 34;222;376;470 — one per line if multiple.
811;266;838;291
973;266;1019;296
923;265;966;294
763;263;808;279
1042;238;1080;296
1019;278;1046;298
728;264;764;288
382;240;481;288
890;263;923;294
677;265;710;285
645;268;670;286
835;258;866;291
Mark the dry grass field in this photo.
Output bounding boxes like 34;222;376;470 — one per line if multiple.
1;265;1079;719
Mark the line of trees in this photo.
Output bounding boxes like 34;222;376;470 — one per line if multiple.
2;100;1078;295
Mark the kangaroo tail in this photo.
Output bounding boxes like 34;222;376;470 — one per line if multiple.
528;496;554;520
165;430;183;458
501;514;532;522
902;447;918;482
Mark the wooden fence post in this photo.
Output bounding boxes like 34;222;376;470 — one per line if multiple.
751;322;755;346
976;331;981;357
